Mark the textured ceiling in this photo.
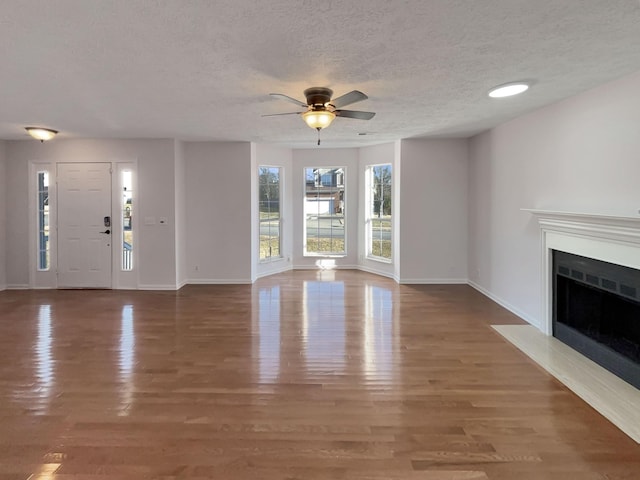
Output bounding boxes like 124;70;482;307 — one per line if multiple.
2;0;640;148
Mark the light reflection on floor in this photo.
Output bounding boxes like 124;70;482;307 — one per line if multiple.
253;272;397;385
257;286;281;383
35;304;54;411
363;285;396;381
303;280;346;374
119;304;135;413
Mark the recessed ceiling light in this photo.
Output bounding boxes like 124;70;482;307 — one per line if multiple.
488;82;530;98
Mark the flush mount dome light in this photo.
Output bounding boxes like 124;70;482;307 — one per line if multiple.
302;109;336;130
488;82;530;98
25;127;58;142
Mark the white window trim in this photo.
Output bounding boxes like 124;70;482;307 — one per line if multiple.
258;165;283;263
303;166;347;257
366;163;392;264
113;161;139;289
29;161;57;288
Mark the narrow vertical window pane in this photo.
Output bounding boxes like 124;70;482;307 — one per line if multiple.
304;168;345;255
122;171;133;271
369;165;392;260
37;172;50;270
259;167;281;261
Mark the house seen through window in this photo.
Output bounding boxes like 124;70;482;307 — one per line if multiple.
304;167;345;256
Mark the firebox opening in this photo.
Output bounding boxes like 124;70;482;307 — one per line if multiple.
553;250;640;389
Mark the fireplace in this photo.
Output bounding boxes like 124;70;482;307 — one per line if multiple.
520;209;640;441
553;250;640;389
524;209;640;387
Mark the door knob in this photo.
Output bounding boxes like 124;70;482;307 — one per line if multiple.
100;229;111;234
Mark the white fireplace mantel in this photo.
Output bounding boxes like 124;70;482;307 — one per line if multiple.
524;209;640;335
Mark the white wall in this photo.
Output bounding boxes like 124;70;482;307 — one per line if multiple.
174;140;187;288
0;141;6;290
253;143;293;280
185;142;252;283
358;142;398;280
4;139;178;289
468;70;640;329
5;144;28;287
399;139;469;283
292;148;360;268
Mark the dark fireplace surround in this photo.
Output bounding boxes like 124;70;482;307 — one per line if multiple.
553;250;640;389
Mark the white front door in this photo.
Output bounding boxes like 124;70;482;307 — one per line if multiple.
57;163;112;288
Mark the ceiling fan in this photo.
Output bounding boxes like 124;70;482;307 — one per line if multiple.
264;87;375;144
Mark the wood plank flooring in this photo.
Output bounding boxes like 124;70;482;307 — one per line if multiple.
493;324;640;443
1;270;638;479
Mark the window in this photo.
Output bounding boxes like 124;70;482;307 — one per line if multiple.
122;170;134;271
259;166;281;261
367;164;392;260
304;167;345;256
37;171;50;271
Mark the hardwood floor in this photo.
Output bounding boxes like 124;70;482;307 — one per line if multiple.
0;270;638;479
493;324;640;443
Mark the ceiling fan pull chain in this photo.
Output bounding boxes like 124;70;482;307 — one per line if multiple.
317;128;321;146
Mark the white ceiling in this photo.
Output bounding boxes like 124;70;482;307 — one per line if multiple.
2;0;640;148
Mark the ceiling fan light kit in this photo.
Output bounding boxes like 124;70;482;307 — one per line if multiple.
302;110;336;130
25;127;58;142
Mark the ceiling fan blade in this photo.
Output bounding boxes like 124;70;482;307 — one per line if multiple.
261;112;304;117
269;93;308;108
335;110;375;120
331;90;368;108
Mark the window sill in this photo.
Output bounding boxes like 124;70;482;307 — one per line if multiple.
259;256;284;264
366;256;392;264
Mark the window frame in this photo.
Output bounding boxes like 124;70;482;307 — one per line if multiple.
303;166;347;257
258;165;283;262
366;163;392;263
36;170;51;271
121;169;134;271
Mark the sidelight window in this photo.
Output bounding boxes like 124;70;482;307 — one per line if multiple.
37;171;50;271
122;170;134;271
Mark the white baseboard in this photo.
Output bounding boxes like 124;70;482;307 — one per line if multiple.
357;265;399;282
256;263;293;280
186;278;253;285
7;284;29;290
399;277;467;285
0;284;6;292
468;280;541;329
138;284;181;290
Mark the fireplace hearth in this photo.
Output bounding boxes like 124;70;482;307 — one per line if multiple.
553;250;640;389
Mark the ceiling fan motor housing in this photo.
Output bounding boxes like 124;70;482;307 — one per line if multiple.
304;87;333;107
